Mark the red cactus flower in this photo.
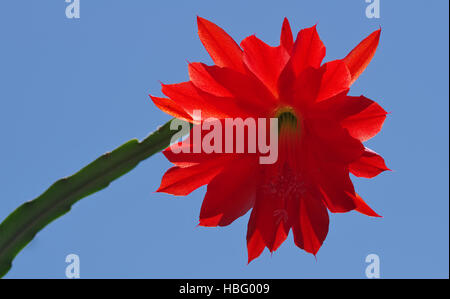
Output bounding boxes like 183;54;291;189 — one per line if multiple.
151;17;389;262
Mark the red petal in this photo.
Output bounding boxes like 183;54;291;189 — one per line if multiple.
188;62;233;97
349;147;390;178
316;60;351;102
344;29;381;85
246;187;290;257
314;162;358;213
241;35;290;97
278;62;323;108
340;96;387;142
280;17;294;52
290;25;326;75
157;157;229;196
149;95;192;122
161;81;246;120
247;228;265;263
299;138;358;212
199;156;258;227
163;139;216;168
310;94;387;142
272;221;289;254
198;64;277;116
353;193;381;217
292;67;324;107
276;60;295;103
197;16;245;73
308;118;365;164
289;193;329;255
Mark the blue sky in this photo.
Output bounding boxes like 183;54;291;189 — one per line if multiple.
0;0;448;278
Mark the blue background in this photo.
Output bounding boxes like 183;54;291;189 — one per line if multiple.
0;0;448;278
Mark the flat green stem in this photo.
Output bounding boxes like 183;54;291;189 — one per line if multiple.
0;118;186;277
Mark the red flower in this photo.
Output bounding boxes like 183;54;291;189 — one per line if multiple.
151;17;389;262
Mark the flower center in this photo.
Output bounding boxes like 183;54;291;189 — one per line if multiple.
275;107;301;135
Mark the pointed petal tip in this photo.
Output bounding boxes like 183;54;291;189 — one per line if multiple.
300;23;319;33
156;185;179;195
148;93;161;102
374;28;382;40
196;16;245;72
372;27;382;38
198;215;222;227
344;28;381;85
312;246;320;256
196;16;211;29
304;247;320;257
353;193;382;218
360;204;382;218
282;17;291;29
247;253;260;265
365;210;383;218
196;15;204;23
280;17;294;51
